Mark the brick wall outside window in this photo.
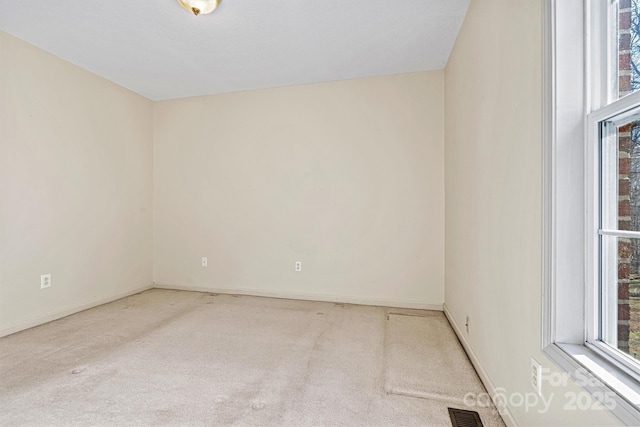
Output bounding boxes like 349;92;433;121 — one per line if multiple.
619;0;632;354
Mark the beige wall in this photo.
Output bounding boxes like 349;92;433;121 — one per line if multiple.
0;31;153;335
444;1;621;425
153;72;445;308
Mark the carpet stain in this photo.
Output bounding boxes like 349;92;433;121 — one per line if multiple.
251;401;266;411
71;368;86;375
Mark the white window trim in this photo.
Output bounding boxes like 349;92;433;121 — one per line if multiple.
542;0;640;424
585;92;640;382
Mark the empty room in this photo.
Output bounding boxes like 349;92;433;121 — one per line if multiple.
1;0;640;426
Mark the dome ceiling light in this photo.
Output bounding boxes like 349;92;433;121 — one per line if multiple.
177;0;221;16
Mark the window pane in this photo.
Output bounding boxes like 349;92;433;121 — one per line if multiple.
615;0;640;99
600;117;640;232
599;109;640;363
600;235;640;361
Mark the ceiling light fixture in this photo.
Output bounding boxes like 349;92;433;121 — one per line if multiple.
178;0;221;16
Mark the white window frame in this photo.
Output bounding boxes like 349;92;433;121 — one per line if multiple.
587;97;640;378
543;0;640;424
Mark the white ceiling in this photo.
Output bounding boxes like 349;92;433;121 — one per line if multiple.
0;0;469;101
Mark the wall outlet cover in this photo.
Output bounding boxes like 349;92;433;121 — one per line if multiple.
40;274;51;289
531;358;542;396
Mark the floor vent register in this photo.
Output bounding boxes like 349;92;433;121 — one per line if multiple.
448;407;484;427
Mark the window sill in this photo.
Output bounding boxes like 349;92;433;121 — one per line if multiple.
543;342;640;425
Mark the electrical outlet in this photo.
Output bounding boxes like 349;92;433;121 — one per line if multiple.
531;358;542;396
202;257;208;267
465;316;470;333
295;261;302;272
40;274;51;289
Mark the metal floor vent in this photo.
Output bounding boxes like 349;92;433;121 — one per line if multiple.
447;408;484;427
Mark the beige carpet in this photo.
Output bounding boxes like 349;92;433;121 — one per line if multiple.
0;289;504;426
384;313;487;402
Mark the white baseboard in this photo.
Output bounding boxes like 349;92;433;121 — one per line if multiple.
153;282;443;311
443;303;518;427
0;283;441;338
0;284;153;338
